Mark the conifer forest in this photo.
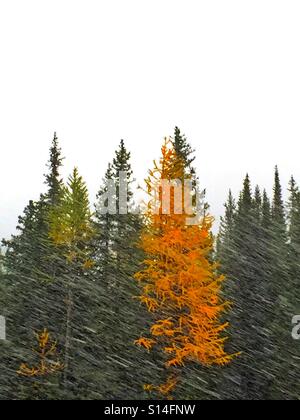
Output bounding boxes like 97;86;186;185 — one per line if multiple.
0;127;299;401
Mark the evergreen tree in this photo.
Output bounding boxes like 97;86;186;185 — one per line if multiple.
253;185;262;215
44;132;64;205
287;176;300;281
173;126;195;172
273;175;300;399
217;190;236;274
3;129;300;400
218;176;271;399
49;167;95;396
0;133;66;399
172;127;208;214
272;167;286;229
224;175;256;399
93;140;144;399
262;189;272;229
268;167;291;399
93;164;115;281
3;133;64;281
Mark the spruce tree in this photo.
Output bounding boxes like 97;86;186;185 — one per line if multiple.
218;176;271;399
262;189;272;229
1;133;66;399
93;164;115;281
172;127;208;214
217;190;236;275
224;175;256;399
49;167;97;398
273;175;300;399
287;176;300;281
93;140;144;399
44;132;64;205
268;167;291;399
173;126;195;171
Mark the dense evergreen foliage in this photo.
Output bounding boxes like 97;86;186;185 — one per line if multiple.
0;129;300;400
217;168;300;400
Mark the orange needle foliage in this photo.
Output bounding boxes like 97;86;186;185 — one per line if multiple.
134;337;156;351
135;139;236;396
18;329;63;378
143;375;178;399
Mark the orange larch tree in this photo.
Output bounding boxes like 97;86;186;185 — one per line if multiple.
17;329;63;400
18;329;63;378
135;139;235;397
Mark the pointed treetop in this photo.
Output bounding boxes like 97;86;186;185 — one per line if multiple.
288;175;298;200
238;174;252;213
287;176;298;211
45;132;64;205
225;189;236;216
254;185;261;201
95;163;114;203
67;167;89;204
262;189;270;210
112;139;133;177
219;189;236;238
112;140;134;202
49;167;92;248
272;166;285;224
262;189;271;229
173;126;195;170
287;176;300;241
105;163;113;179
253;185;262;213
95;140;135;218
289;175;296;188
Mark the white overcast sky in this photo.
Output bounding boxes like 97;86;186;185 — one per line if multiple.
1;0;300;239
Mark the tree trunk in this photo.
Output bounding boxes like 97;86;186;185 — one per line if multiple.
63;285;73;386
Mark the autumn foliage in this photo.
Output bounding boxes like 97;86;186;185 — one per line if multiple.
135;139;234;396
18;329;63;378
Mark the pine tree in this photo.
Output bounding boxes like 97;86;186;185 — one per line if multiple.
262;189;272;230
172;127;207;214
49;167;94;393
272;167;286;229
217;190;236;275
268;167;292;399
173;127;195;172
0;247;12;399
287;176;300;281
2;132;64;282
216;190;240;400
0;133;67;399
93;164;115;281
44;132;64;205
253;185;262;215
94;140;136;282
273;175;300;399
218;176;272;399
224;175;256;399
270;166;288;301
93;140;144;399
1;136;127;400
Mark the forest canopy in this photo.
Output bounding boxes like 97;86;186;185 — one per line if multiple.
0;128;299;400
